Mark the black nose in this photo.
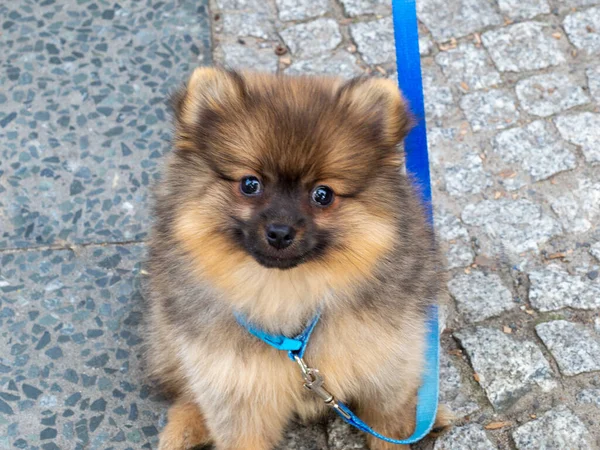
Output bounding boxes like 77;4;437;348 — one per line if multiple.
265;223;296;250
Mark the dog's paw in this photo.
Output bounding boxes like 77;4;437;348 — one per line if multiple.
429;404;454;437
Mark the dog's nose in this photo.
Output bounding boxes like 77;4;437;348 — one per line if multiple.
265;223;296;250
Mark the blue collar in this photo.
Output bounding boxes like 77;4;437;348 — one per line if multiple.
233;311;320;361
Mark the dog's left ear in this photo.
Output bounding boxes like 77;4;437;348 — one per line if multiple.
337;77;414;147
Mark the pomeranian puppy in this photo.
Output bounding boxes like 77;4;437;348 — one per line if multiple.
145;67;448;450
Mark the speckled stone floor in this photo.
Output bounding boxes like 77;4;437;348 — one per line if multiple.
0;0;211;448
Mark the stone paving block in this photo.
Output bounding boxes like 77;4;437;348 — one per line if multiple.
349;17;395;65
516;73;590;117
536;320;600;376
216;0;272;11
491;121;577;186
461;199;562;255
435;43;502;91
587;65;600;101
460;89;520;131
439;353;480;418
280;19;342;59
276;422;329;450
446;241;475;269
339;0;391;17
529;264;600;311
550;178;600;233
564;7;600;54
434;208;469;242
590;242;600;261
0;245;166;449
433;423;496;450
498;0;550;20
222;11;276;39
0;0;211;249
423;64;457;120
482;22;566;72
555;113;600;163
577;388;600;407
448;271;514;322
512;406;592;450
455;327;555;409
276;0;330;21
285;50;364;79
327;417;367;449
417;0;502;42
221;42;279;73
419;34;434;56
443;150;491;196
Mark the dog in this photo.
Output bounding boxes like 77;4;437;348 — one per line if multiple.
144;67;449;450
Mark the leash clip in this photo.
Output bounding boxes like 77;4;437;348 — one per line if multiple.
294;356;351;420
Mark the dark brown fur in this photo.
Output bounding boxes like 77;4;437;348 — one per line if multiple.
145;68;449;450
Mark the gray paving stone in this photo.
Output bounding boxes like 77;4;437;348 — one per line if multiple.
281;19;342;59
349;17;395;65
417;0;502;42
222;11;276;39
221;42;279;73
423;64;457;120
455;327;555;409
216;0;271;11
327;417;367;449
498;0;550;20
587;65;600;101
590;242;600;261
285;50;364;79
434;423;496;450
339;0;391;17
446;241;476;269
0;0;211;249
0;245;166;448
516;73;590;117
482;22;566;72
536;320;600;376
276;422;328;450
434;208;469;242
419;34;434;56
439;353;480;417
448;271;514;322
461;199;562;255
435;43;502;91
577;388;600;407
550;178;600;233
275;0;329;21
443;151;492;196
491;121;577;186
555;113;600;163
529;264;600;311
564;7;600;54
512;406;592;450
460;89;520;131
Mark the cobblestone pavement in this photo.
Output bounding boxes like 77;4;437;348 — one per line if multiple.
1;0;600;449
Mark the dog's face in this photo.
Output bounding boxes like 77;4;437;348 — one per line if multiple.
165;68;413;302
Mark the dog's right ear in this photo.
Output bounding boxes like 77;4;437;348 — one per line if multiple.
171;67;246;129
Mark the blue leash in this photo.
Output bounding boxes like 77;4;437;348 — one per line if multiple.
236;0;439;444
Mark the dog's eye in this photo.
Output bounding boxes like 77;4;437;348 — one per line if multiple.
240;176;262;196
311;186;334;207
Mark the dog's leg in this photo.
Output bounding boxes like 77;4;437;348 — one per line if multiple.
359;402;453;450
207;399;291;450
158;398;211;450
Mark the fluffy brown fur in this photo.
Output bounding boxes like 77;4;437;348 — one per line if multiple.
145;67;449;450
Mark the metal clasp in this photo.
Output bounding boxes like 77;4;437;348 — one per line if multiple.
294;356;351;420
